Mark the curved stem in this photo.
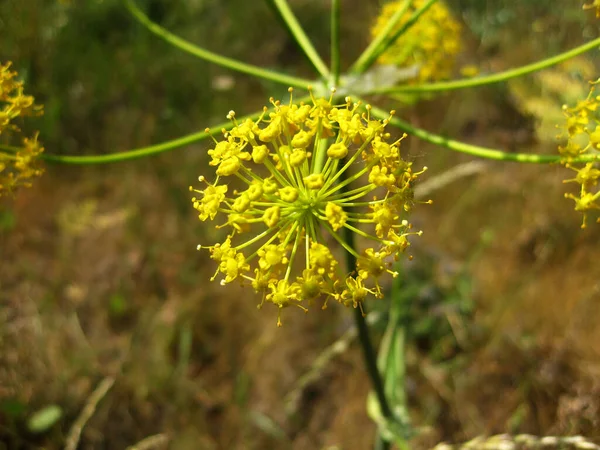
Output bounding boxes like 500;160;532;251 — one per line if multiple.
124;0;312;89
331;0;341;86
267;0;330;80
371;36;600;94
39;109;261;165
366;102;600;164
39;96;311;165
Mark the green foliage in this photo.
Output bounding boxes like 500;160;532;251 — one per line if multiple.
27;405;63;433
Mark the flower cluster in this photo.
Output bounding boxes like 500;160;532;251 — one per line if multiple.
584;0;600;17
191;89;425;325
0;61;44;197
370;0;462;82
558;80;600;228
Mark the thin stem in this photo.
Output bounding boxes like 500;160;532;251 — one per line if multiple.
124;0;312;89
267;0;330;80
352;0;440;75
349;0;412;76
40;110;259;165
40;96;310;165
366;103;600;164
371;36;600;94
324;222;360;258
331;0;341;86
0;144;22;153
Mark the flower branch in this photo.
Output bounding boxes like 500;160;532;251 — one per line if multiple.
124;0;312;88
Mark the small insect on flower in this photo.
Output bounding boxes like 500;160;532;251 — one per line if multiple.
191;88;426;326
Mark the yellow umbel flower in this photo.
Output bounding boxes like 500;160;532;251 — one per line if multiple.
370;0;462;82
0;61;44;196
558;80;600;228
191;88;425;326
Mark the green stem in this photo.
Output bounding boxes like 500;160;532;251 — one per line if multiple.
375;435;392;450
371;36;600;94
124;0;312;89
267;0;330;80
352;0;440;75
338;162;393;446
366;102;600;164
349;0;413;75
331;0;341;86
39;110;260;165
39;96;310;165
0;144;22;153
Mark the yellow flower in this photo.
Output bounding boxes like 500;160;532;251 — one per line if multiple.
370;0;463;82
191;89;425;325
0;61;45;197
325;202;347;231
583;0;600;18
557;80;600;228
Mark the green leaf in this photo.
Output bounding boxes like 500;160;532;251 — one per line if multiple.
27;404;63;433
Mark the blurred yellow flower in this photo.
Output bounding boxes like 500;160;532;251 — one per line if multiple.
371;0;463;82
583;0;600;17
0;61;44;196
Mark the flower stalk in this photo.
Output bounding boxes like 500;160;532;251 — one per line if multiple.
124;0;313;88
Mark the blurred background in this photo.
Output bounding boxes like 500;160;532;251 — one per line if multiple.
1;0;600;448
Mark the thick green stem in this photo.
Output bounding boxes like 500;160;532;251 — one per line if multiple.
267;0;330;80
331;0;341;86
375;435;392;450
366;103;600;164
124;0;312;88
371;36;600;94
352;306;394;447
339;167;393;446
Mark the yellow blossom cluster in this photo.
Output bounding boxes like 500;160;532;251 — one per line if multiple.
584;0;600;17
191;89;425;325
370;0;462;82
558;80;600;228
0;61;44;197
